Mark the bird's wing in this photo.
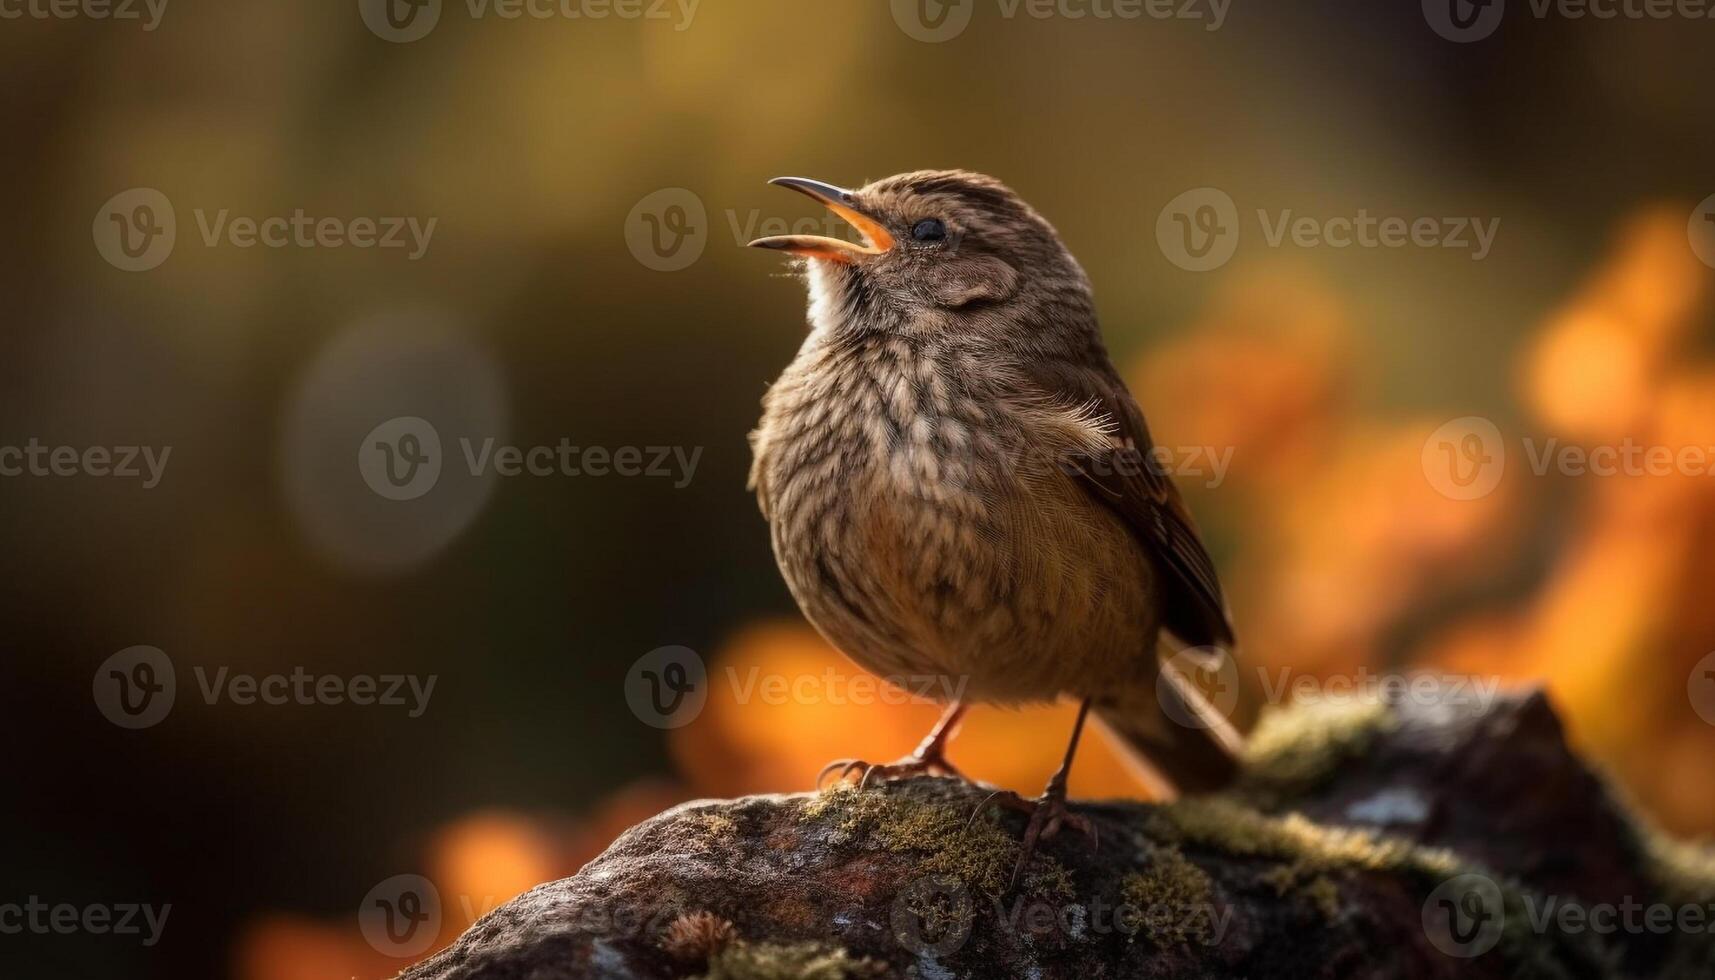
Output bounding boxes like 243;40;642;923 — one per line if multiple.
1021;359;1235;651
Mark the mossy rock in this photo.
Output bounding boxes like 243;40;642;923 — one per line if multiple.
400;690;1715;980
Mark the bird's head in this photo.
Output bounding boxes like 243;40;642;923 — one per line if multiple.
749;170;1094;339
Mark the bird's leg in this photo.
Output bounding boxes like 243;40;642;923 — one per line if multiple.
1006;698;1098;885
817;701;970;789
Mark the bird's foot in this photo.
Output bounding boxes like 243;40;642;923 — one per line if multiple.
991;783;1098;887
815;749;968;790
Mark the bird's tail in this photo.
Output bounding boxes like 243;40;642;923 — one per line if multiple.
1093;647;1246;796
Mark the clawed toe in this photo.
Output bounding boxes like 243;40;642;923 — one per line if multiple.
815;758;869;789
815;752;966;790
815;703;973;791
1002;787;1099;887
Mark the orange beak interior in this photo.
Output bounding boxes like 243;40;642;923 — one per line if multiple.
747;177;895;263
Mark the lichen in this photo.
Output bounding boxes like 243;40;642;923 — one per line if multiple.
1152;797;1460;879
1301;874;1342;920
661;911;739;964
1237;698;1399;807
1257;863;1343;921
693;941;882;980
801;784;1074;900
1155;798;1609;975
682;811;740;854
1644;831;1715;905
694;812;739;838
1119;843;1216;946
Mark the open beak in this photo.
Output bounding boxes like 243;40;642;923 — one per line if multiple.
747;177;895;262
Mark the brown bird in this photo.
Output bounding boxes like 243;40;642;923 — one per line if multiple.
746;170;1244;859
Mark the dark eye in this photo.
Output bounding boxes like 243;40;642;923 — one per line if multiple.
911;218;947;243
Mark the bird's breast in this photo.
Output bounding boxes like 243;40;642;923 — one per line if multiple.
751;341;1158;699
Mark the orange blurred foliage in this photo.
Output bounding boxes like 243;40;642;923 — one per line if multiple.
242;203;1715;979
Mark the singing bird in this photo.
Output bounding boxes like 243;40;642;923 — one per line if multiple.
746;170;1243;853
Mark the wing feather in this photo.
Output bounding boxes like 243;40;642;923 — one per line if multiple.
1024;359;1236;650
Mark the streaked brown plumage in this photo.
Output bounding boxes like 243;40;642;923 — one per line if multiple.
746;171;1243;844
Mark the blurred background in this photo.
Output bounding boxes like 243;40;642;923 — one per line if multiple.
3;1;1714;976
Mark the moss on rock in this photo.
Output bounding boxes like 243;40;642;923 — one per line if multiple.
801;784;1074;900
694;941;882;980
1237;698;1398;806
1119;843;1217;946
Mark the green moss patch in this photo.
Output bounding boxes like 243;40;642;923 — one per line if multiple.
1237;698;1398;807
802;784;1074;901
1152;797;1458;878
1119;844;1217;945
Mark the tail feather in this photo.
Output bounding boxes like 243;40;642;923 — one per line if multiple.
1095;650;1245;796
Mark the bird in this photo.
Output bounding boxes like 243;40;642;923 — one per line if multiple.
745;170;1244;863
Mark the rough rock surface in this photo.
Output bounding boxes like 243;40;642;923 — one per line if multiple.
401;688;1715;979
